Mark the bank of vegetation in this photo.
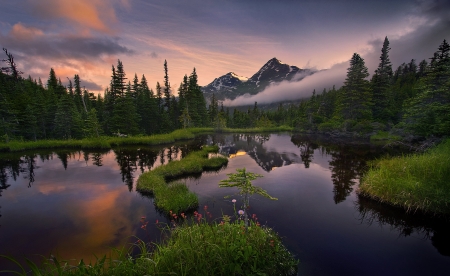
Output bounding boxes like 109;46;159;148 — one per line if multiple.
136;145;228;214
359;138;450;214
1;218;297;276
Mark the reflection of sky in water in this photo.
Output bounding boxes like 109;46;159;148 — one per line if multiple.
1;135;449;275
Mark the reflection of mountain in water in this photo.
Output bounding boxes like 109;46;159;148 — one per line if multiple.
357;195;450;257
214;134;296;172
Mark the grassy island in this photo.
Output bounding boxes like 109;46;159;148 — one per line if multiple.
359;139;450;214
136;145;228;214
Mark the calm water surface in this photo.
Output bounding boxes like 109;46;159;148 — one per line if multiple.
0;133;449;275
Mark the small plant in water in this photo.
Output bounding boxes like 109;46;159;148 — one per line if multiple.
220;168;277;230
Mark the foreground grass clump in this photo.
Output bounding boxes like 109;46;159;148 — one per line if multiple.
1;219;297;276
136;145;228;214
146;219;298;275
359;139;450;214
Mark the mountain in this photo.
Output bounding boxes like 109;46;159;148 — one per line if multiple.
202;57;315;102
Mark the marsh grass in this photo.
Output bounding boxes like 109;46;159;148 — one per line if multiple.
136;145;228;214
222;126;293;133
0;129;196;152
359;139;450;214
369;131;401;141
147;219;298;276
0;127;292;153
1;217;298;276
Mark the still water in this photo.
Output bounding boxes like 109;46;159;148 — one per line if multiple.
0;133;449;275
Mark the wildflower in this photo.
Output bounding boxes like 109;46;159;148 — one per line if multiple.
238;210;244;215
232;199;236;203
155;219;159;224
204;205;208;211
181;213;185;218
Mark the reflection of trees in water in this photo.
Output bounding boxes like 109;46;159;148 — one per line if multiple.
113;146;185;191
23;155;37;188
114;149;140;192
357;195;450;257
92;153;104;166
0;154;22;195
291;139;318;168
329;150;360;204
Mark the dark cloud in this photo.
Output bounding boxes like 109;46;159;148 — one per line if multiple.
364;1;450;73
0;24;134;61
77;79;103;91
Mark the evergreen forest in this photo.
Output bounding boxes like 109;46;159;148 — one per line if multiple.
1;37;449;142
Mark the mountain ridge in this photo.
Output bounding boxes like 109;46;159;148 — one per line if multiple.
202;57;316;102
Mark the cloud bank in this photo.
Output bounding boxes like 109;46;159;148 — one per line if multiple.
223;0;449;107
223;63;348;107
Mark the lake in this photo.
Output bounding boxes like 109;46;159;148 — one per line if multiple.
1;133;449;275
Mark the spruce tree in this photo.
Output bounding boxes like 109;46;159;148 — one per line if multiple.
163;60;171;110
337;53;372;124
403;40;450;136
371;36;393;122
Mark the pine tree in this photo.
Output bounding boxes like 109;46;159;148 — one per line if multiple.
111;82;140;135
116;60;127;97
156;81;162;113
74;74;85;113
83;108;102;137
163;60;171;110
54;93;82;139
371;36;393;122
337;53;372;124
403;40;450;136
187;68;208;127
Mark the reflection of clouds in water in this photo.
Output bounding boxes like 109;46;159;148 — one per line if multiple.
62;188;133;257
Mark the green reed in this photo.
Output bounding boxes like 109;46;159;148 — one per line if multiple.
359;138;450;214
136;145;228;214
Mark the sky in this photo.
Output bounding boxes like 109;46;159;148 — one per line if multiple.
0;0;449;102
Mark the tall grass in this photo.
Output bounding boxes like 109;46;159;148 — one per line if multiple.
1;217;298;276
0;127;293;153
359;139;450;214
0;129;196;152
136;145;228;214
147;219;298;275
222;125;293;133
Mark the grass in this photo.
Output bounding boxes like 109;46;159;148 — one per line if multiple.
136;145;228;214
1;217;298;276
359;138;450;214
147;219;298;275
369;131;401;141
0;127;292;153
221;125;293;133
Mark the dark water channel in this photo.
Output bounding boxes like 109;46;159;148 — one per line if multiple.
0;133;449;275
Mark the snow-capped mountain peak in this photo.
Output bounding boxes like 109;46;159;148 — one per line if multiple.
201;57;316;102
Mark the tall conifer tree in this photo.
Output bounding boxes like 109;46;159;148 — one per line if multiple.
371;36;393;122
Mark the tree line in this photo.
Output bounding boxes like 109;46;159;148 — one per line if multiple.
1;37;449;141
225;38;449;138
0;55;210;141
